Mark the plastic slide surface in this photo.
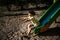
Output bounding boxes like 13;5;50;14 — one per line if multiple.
34;0;60;34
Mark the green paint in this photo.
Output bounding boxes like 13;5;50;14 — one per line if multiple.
34;0;60;34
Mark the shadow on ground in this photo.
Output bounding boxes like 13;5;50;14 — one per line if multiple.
38;27;60;36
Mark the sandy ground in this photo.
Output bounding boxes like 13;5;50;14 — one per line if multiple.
0;4;60;40
0;12;60;40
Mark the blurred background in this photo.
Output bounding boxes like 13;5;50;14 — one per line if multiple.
0;0;60;40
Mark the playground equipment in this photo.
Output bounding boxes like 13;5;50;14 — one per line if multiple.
34;0;60;34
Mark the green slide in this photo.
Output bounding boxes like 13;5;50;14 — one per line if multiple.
34;0;60;34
